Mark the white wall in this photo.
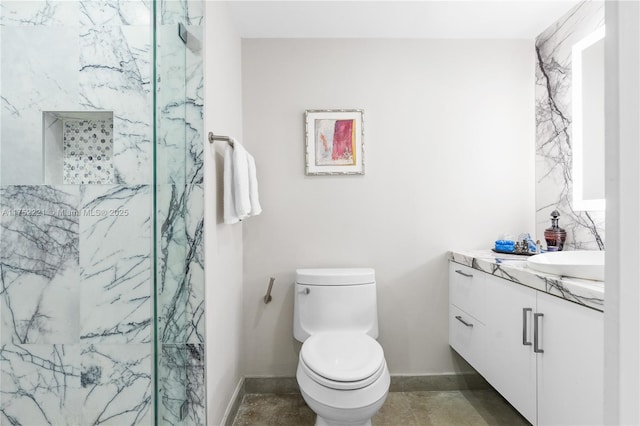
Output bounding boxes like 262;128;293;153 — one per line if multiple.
204;2;244;424
241;39;536;377
604;1;640;424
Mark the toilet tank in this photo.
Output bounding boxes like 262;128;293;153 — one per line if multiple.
293;268;379;342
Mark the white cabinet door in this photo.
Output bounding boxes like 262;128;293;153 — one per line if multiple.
536;291;604;426
484;275;537;425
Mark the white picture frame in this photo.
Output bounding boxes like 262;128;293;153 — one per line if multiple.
304;109;365;175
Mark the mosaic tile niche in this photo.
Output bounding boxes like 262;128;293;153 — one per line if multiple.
63;118;114;184
43;112;115;185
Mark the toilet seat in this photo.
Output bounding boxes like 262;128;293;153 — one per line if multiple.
300;356;385;391
300;332;385;390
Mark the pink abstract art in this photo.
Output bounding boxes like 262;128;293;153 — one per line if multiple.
315;119;356;166
305;109;364;175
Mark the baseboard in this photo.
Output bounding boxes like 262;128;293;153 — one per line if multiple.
389;372;490;392
244;376;299;394
242;372;489;395
221;377;245;426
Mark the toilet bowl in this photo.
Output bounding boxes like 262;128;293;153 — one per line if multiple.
293;268;390;426
296;331;390;426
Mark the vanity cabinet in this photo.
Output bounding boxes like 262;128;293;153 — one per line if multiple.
449;262;604;426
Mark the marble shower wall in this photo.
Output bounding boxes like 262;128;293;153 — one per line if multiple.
0;1;205;425
0;0;153;185
0;184;153;425
535;0;605;249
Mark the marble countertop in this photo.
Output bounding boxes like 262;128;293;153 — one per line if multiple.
449;249;604;312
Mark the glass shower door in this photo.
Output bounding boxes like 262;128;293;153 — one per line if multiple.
0;0;205;424
0;1;155;424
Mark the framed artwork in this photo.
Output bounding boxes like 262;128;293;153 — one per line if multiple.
304;109;365;175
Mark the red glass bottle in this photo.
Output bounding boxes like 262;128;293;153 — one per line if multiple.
544;210;567;251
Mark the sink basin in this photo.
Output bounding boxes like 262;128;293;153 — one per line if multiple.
527;250;604;281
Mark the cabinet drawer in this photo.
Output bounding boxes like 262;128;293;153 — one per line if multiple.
449;304;485;374
449;262;485;322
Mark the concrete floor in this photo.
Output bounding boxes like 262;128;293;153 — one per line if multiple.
232;390;530;426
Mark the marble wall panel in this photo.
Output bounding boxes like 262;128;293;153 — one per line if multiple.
0;26;79;184
155;23;188;186
185;24;204;185
159;343;205;426
159;0;203;26
154;21;204;186
79;343;152;425
0;1;79;26
0;344;82;425
79;0;152;27
79;24;152;185
185;184;204;342
79;185;152;344
0;343;152;425
535;1;605;249
0;186;80;344
156;184;204;344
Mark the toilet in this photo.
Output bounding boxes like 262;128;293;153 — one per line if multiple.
294;268;390;426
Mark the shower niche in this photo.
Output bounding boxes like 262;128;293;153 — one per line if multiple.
43;111;115;185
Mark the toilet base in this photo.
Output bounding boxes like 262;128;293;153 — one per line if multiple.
299;377;388;426
297;355;390;426
315;416;372;426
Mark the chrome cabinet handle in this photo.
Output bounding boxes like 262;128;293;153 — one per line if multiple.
522;308;532;346
300;288;310;295
455;269;473;278
455;315;474;327
534;313;544;353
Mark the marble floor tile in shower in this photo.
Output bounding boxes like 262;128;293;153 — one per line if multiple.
232;390;530;426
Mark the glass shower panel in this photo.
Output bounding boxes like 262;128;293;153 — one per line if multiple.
155;1;205;425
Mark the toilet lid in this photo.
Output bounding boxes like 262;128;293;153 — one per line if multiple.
301;332;385;383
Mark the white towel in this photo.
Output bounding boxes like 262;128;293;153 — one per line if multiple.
223;139;261;224
247;154;262;216
233;142;251;219
223;144;240;224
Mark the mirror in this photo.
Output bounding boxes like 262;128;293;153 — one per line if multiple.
572;26;605;211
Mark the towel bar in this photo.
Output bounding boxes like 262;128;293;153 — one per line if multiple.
208;132;234;146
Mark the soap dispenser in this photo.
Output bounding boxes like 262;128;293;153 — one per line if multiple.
544;210;567;251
